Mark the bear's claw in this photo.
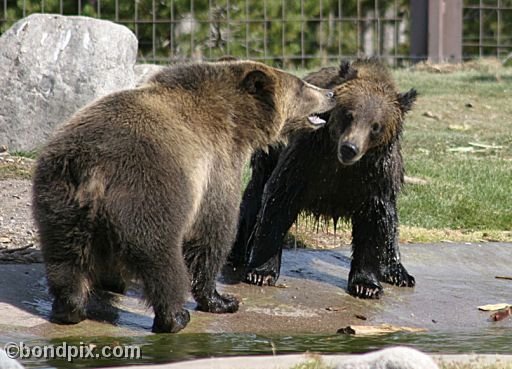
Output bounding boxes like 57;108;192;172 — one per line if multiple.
245;271;276;286
381;263;416;287
244;253;281;286
348;270;383;299
350;284;383;299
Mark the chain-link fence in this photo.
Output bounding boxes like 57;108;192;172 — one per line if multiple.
463;0;512;60
1;1;511;67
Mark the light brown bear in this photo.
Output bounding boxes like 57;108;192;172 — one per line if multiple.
32;60;335;333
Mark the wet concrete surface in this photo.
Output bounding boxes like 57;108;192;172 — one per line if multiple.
0;243;511;339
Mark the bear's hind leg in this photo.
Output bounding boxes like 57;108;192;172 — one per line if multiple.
93;238;127;295
38;218;93;323
111;190;192;333
45;260;90;324
185;236;240;314
123;233;191;333
184;196;240;314
137;261;190;333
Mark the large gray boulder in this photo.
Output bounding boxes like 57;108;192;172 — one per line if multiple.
0;14;138;151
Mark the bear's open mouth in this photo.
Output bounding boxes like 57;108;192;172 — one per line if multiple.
307;114;326;125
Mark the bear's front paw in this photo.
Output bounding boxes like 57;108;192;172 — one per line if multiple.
152;309;190;333
196;291;239;314
381;263;416;287
50;298;86;324
348;270;383;299
245;254;281;286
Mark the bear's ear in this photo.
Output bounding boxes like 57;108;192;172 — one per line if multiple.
397;88;418;113
339;61;358;81
242;70;274;95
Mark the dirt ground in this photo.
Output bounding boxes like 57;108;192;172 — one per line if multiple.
0;179;35;248
0;151;41;261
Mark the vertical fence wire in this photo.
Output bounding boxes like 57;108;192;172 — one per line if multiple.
207;0;212;60
356;0;361;56
245;0;249;59
497;0;502;58
300;0;305;69
263;0;268;62
281;0;285;66
337;0;342;60
319;0;323;63
394;0;398;63
479;0;483;57
152;0;156;61
189;0;194;59
170;0;175;61
134;0;138;46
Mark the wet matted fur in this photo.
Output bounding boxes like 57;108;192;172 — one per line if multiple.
227;58;417;299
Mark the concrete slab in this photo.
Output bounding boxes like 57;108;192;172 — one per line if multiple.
0;243;512;338
0;243;511;340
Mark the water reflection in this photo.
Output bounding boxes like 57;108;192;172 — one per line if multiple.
4;330;512;369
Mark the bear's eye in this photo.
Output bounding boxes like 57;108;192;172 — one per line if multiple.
371;122;381;134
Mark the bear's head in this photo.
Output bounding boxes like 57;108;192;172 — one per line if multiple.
235;61;336;141
148;60;336;150
329;59;417;165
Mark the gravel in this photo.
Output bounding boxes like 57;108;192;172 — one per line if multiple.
0;152;41;262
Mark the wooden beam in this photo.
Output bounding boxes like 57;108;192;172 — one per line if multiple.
428;0;462;63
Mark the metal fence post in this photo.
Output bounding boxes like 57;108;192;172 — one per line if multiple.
410;0;428;63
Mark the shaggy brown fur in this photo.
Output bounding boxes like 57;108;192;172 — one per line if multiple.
32;60;335;333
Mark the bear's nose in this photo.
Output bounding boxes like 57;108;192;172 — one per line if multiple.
339;142;359;161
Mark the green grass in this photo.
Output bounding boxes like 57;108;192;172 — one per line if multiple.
394;62;512;238
0;163;32;180
10;150;38;159
400;156;511;230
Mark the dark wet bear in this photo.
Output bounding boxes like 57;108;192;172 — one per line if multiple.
32;60;336;333
226;59;417;299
